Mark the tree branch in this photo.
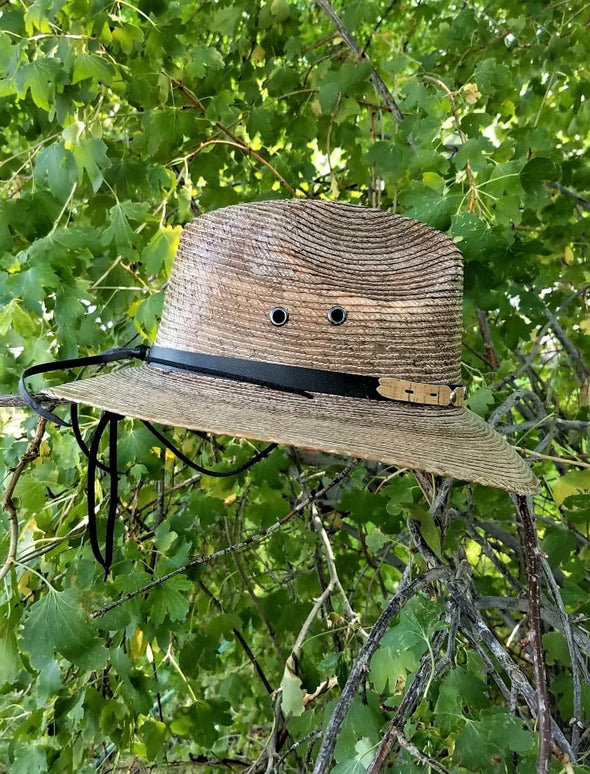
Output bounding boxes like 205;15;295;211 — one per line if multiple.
407;517;574;763
313;0;417;150
367;629;450;774
513;495;552;774
0;393;69;408
1;417;47;583
311;567;449;774
91;462;356;618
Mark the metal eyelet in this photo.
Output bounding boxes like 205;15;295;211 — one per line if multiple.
327;305;347;325
269;306;289;327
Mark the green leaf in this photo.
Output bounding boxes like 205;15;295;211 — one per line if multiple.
148;576;191;625
371;595;445;693
0;623;19;685
332;761;367;774
472;59;511;97
141;225;181;275
270;0;290;23
405;504;442;557
12;262;60;313
553;470;590;505
133;290;164;339
10;746;47;774
370;638;419;694
454;710;534;768
453;136;494;172
101;200;147;255
543;631;571;667
465;387;495;417
398;184;458;230
15;58;60;110
21;588;108;671
139;719;168;762
520;157;561;192
542;526;578;568
339;60;371;91
338;488;388;526
280;661;305;717
72;53;115;86
0;299;38;337
72;138;111;193
435;665;490;735
318;79;341;113
170;699;232;745
34;142;77;201
365;141;408;177
24;0;52;34
189;46;225;79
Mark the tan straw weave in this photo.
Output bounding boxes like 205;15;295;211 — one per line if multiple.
47;200;539;494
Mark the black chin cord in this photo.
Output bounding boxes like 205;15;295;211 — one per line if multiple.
142;420;277;478
20;344;281;576
86;412;122;578
84;413;277;577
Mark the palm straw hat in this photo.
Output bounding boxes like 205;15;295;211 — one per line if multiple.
22;200;539;557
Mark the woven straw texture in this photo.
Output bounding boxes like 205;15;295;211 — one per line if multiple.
48;200;539;494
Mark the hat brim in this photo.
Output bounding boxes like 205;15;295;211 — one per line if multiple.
46;364;539;494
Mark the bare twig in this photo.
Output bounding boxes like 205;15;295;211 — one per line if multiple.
475;308;500;370
167;77;300;198
199;581;275;695
313;0;417;150
186;138;298;197
91;462;356;618
424;76;478;213
513;495;552;774
390;728;455;774
229;499;288;663
499;417;590;435
539;303;589;383
1;417;47;582
407;518;574;761
310;504;368;638
539;557;583;757
488;388;546;428
367;629;450;774
0;393;69;408
311;567;449;774
504;284;590;388
546;181;590;211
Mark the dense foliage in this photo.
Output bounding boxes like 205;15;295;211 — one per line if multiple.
1;0;589;772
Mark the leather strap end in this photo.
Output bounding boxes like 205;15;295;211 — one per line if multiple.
377;378;466;407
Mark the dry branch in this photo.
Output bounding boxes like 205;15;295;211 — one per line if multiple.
367;629;450;774
91;461;356;618
1;417;47;582
313;0;417;150
311;567;449;774
513;495;552;774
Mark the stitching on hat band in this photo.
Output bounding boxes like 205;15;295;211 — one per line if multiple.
146;346;465;407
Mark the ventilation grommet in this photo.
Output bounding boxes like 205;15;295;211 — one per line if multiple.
327;305;347;325
269;306;289;327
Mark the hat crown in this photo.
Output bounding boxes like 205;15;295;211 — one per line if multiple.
155;200;463;383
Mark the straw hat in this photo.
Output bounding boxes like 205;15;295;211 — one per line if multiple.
44;199;539;494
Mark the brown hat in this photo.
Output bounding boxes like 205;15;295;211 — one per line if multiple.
37;199;538;494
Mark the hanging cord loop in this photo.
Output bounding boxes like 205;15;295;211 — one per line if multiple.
87;412;122;578
142;420;277;478
85;418;276;576
19;345;278;576
19;346;148;427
